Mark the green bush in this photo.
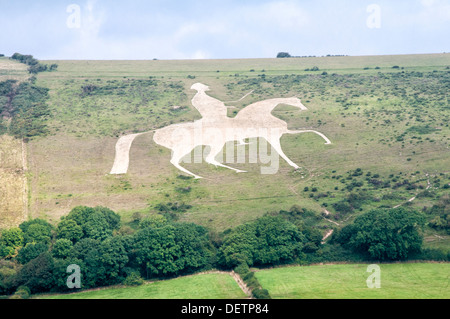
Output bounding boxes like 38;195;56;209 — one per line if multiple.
123;271;144;286
10;286;30;299
252;288;271;299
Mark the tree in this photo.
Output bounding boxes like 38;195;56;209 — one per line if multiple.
16;242;49;264
277;52;291;58
139;214;167;229
132;225;181;277
68;238;101;288
51;257;84;292
22;224;53;245
218;216;305;268
94;236;129;286
52;239;73;259
218;223;258;268
19;219;54;245
337;208;426;260
0;228;24;257
56;219;83;243
252;216;304;265
15;252;55;293
65;206;121;241
172;223;214;273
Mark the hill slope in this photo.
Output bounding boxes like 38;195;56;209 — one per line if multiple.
1;54;449;241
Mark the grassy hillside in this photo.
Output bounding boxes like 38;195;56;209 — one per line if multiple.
1;54;449;240
255;263;450;299
0;58;30;228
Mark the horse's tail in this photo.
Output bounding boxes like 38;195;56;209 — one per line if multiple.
287;130;332;145
109;131;154;175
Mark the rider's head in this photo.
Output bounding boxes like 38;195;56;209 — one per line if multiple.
191;83;210;92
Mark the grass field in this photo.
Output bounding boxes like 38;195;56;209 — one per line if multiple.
255;263;450;299
38;272;247;299
37;263;450;299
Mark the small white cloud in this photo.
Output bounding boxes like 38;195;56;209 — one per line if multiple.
420;0;435;7
191;50;210;60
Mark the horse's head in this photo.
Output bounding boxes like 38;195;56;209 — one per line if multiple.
286;97;308;111
191;83;210;93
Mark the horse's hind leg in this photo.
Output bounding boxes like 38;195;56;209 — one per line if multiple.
170;149;203;179
205;144;247;174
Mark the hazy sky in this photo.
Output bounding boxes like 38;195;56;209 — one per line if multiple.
1;0;449;60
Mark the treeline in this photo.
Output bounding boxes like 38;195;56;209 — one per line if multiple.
10;53;57;74
0;77;50;139
0;205;446;298
276;52;348;58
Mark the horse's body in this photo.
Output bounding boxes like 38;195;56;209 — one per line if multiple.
111;83;331;178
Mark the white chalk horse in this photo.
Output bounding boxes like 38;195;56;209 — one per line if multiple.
110;83;331;179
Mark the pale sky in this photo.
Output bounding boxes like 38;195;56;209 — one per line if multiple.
0;0;449;60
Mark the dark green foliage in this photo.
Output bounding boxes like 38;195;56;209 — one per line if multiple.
252;288;271;299
56;219;83;243
336;208;426;260
233;263;271;299
276;52;291;58
423;195;450;234
51;239;73;259
92;236;129;286
19;219;53;245
0;228;24;258
0;260;21;295
51;257;84;292
131;222;213;278
218;216;305;268
122;269;144;286
69;238;101;261
65;206;121;241
16;242;48;264
252;216;304;265
15;252;55;293
10;52;54;74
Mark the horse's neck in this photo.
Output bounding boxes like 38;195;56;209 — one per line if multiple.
259;100;282;113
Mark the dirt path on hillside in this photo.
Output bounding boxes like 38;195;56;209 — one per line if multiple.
393;174;432;209
321;209;338;244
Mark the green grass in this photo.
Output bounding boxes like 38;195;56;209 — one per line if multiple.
255;263;450;299
38;273;247;299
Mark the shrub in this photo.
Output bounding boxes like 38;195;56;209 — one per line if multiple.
10;286;31;299
276;52;291;58
252;288;271;299
123;271;144;286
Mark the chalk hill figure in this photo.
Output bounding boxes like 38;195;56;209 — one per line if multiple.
110;83;331;179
